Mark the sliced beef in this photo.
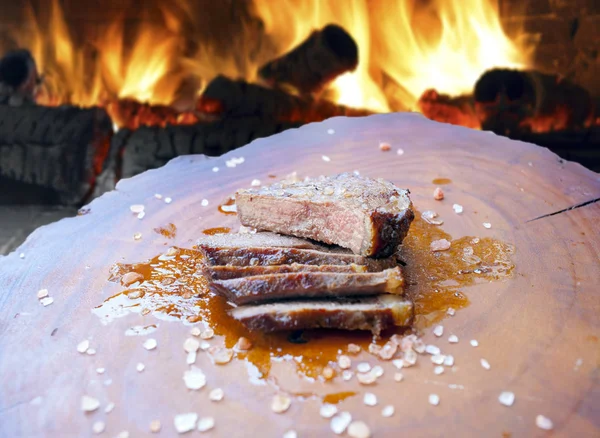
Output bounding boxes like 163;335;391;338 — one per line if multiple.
212;266;404;305
208;263;366;280
236;172;414;258
230;294;414;335
197;231;324;250
199;246;396;271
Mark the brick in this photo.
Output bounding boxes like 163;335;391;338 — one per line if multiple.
500;0;552;18
502;16;574;45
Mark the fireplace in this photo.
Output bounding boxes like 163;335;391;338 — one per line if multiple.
0;0;598;207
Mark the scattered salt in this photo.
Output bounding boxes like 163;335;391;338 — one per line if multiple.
86;348;96;356
174;413;198;434
499;391;515;406
422;210;444;225
81;395;100;412
425;345;441;355
136;363;145;372
150;420;161;433
433;325;444;337
483;222;492;229
201;199;209;207
429;394;440;406
37;289;49;299
397;148;404;155
382;405;395;417
453;204;463;214
338;355;351;369
183;366;206;390
363;393;377;406
77;340;90;354
431;354;445;365
320;404;338;418
447;307;456;316
137;211;145;219
143;338;157;350
154;194;162;200
212;167;219;172
96;368;105;374
186;351;197;365
434;366;445;375
271;394;291;414
20;253;25;259
235;336;253;351
251;179;261;187
357;362;371;373
480;358;491;370
92;421;105;434
394;372;404;382
330;412;352;435
433;187;444;200
130;204;144;214
322;155;331;162
448;335;459;343
536;415;553;430
190;327;201;337
209;388;224;402
347;421;371;438
183;337;200;353
283;430;297;438
200;328;214;339
208;346;233;365
164;197;172;204
372;366;384;377
104;402;115;413
347;343;361;354
40;297;54;306
470;339;479;347
430;239;451;252
444;355;455;367
392;359;403;370
327;129;335;135
133;233;142;241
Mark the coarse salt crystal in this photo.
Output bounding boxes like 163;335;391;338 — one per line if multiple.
283;430;297;438
77;340;90;353
154;193;162;199
480;358;491;370
137;211;145;219
327;129;335;134
430;239;451;252
403;349;417;366
200;341;211;350
201;199;209;207
150;420;161;433
392;359;403;370
330;412;352;435
429;394;440;406
447;307;456;316
433;187;444;200
251;179;261;186
536;415;553;430
379;142;391;151
322;155;331;162
347;421;371;438
209;388;224;402
143;338;157;350
397;148;404;155
136;363;145;372
382;405;395;417
448;335;459;343
357;371;377;385
483;222;492;229
197;417;215;433
338;355;351;369
322;366;335;380
453;204;463;214
200;328;214;339
130;204;145;213
164;197;172;204
394;372;404;382
92;421;105;434
235;336;253;351
40;297;54;306
342;370;353;381
499;391;515;406
183;338;200;353
271;394;291;413
186;351;197;365
174;413;198;434
81;395;100;412
347;343;361;354
190;327;201;337
363;393;377;406
212;167;219;172
104;402;115;413
470;339;479;347
96;368;105;374
183;366;206;390
372;366;384;377
20;253;25;259
121;272;143;286
434;366;444;375
117;431;129;438
37;289;48;299
431;354;445;365
425;345;441;355
444;355;455;367
433;325;444;337
208;346;233;365
357;362;371;373
86;348;96;356
133;233;142;241
320;403;338;418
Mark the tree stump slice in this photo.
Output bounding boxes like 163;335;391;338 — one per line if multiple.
0;113;598;437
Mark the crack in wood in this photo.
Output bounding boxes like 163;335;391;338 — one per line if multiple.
526;197;600;222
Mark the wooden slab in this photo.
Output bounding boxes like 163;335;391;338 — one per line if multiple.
1;113;599;437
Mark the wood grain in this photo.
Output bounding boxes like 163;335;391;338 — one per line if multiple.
0;113;599;437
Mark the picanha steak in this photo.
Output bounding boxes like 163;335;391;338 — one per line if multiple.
235;173;414;258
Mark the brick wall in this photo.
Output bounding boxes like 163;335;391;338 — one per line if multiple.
500;0;600;96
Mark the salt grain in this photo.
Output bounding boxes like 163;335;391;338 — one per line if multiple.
392;359;403;370
322;155;331;162
480;358;491;370
425;345;441;355
96;368;105;374
379;142;391;151
342;370;353;381
322;366;335;380
190;327;201;337
327;129;335;134
137;211;145;219
320;404;338;418
536;415;553;430
40;297;54;306
347;421;371;438
394;372;404;382
403;350;417;366
154;194;162;200
164;197;172;204
20;253;25;259
434;366;445;375
443;355;455;367
77;340;90;353
86;348;96;355
183;337;200;353
499;391;515;406
200;328;214;339
122;272;143;286
201;199;209;207
483;222;492;229
92;421;105;434
347;343;361;354
116;432;129;438
433;187;444;200
448;335;459;343
382;405;395;417
431;354;445;365
422;210;444;225
150;420;161;433
429;394;440;406
212;167;219;172
136;362;145;372
447;307;456;316
143;338;157;350
430;239;451;252
363;393;377;406
330;412;352;434
81;395;100;412
452;204;463;214
433;325;444;337
37;289;49;299
338;355;351;369
235;336;253;351
133;233;142;241
174;413;198;434
209;347;233;365
397;148;404;155
357;371;377;385
372;366;384;377
186;351;197;365
283;430;297;438
271;394;291;414
183;366;206;390
357;362;371;373
470;339;479;347
209;388;224;402
251;179;261;187
130;204;144;214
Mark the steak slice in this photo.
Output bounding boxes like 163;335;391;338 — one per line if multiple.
212;266;404;305
199;246;396;271
208;263;366;280
230;294;414;335
197;231;324;250
236;172;414;258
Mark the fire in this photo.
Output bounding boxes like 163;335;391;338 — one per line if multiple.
3;0;534;119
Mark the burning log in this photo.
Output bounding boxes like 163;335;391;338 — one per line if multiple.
197;75;374;123
0;105;112;205
258;24;359;95
474;69;595;135
0;49;41;106
418;89;479;129
116;116;301;178
105;99;204;130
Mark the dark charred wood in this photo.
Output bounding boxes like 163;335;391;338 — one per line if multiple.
118;117;301;178
0;49;40;106
418;89;479;129
197;75;374;123
258;24;358;95
0;105;113;205
474;69;595;135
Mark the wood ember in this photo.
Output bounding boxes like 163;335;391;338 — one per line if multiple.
418;89;479;129
105;98;204;130
197;75;374;123
258;24;358;95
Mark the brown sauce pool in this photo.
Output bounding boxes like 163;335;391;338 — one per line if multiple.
153;223;177;238
432;178;452;185
97;211;514;381
203;227;231;235
217;197;237;215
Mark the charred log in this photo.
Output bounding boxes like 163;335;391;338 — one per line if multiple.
197;75;374;123
117;116;301;178
474;69;594;135
0;105;112;205
0;49;40;106
418;89;479;129
258;24;358;95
